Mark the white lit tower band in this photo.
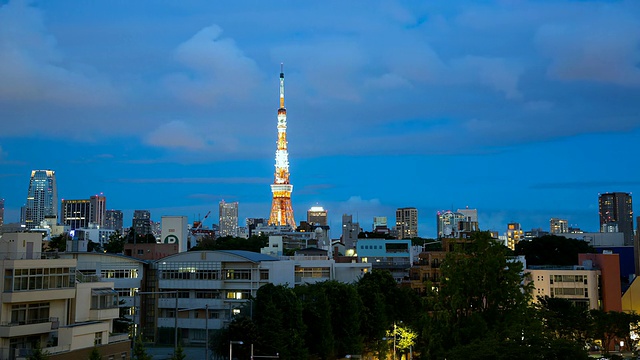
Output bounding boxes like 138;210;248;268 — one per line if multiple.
268;64;296;229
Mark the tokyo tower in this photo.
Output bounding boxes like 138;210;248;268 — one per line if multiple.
268;64;296;229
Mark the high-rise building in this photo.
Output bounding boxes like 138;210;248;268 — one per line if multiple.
90;195;107;227
307;206;328;226
24;169;57;229
219;200;239;237
61;199;92;229
0;198;4;227
396;207;418;239
268;65;296;229
133;210;151;236
550;218;568;234
506;223;524;250
105;210;124;233
342;214;360;250
599;192;634;246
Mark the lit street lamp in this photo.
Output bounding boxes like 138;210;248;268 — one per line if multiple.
230;340;244;360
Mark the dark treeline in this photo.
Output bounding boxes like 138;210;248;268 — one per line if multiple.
208;232;639;360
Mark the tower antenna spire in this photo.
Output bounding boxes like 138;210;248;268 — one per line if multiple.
269;64;296;229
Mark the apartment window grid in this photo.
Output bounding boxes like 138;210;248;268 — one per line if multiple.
11;302;50;325
5;267;75;292
101;269;139;279
94;332;103;345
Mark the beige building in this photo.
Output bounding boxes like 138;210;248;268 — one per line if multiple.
0;232;129;360
526;265;600;309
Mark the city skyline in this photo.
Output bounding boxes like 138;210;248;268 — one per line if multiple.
1;1;640;237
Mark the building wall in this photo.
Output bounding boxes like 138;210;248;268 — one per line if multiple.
160;216;188;253
526;268;600;309
396;207;418;239
578;253;622;311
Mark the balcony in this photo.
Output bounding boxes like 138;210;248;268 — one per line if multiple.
0;318;58;338
89;307;119;321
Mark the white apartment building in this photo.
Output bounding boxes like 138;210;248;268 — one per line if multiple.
145;250;370;346
0;233;129;360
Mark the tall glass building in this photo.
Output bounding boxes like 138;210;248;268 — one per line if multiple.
25;170;58;229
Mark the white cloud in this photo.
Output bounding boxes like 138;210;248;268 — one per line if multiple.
165;25;262;105
0;0;119;106
535;6;640;86
144;120;209;151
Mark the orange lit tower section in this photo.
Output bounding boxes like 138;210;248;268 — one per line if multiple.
268;64;296;229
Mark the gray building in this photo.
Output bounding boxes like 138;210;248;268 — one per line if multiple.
599;192;633;246
24;170;58;229
133;210;151;236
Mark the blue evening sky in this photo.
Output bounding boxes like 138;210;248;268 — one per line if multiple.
1;0;639;238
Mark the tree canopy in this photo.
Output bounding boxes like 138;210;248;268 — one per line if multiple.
515;235;596;266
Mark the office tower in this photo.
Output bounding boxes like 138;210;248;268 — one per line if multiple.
61;199;92;229
24;169;57;229
599;192;634;246
133;210;151;236
307;206;328;226
90;195;106;227
550;218;568;234
342;214;360;250
506;223;524;250
268;65;296;229
396;207;418;239
219;200;239;237
105;210;124;233
0;198;4;226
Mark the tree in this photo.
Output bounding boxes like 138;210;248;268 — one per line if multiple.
170;342;186;360
104;231;125;254
536;296;590;345
254;283;307;360
132;335;152;360
87;240;102;252
515;235;596;266
26;342;49;360
47;233;69;252
88;346;101;360
420;231;569;359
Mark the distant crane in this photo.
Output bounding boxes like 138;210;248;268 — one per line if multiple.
194;210;212;231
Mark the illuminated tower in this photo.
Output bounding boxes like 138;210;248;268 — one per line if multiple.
268;64;296;229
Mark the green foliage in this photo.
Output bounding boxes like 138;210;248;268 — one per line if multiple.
169;342;186;360
87;240;102;252
26;342;49;360
88;346;101;360
47;233;69;252
515;235;596;266
132;335;152;360
104;231;125;254
190;235;268;252
254;283;307;360
420;231;573;359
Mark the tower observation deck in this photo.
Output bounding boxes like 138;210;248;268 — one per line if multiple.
268;64;296;229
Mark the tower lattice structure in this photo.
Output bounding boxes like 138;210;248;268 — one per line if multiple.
268;65;296;229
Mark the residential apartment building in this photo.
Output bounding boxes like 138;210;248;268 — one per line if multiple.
396;207;418;239
357;239;413;281
143;250;370;345
0;233;129;360
219;201;239;237
549;218;568;234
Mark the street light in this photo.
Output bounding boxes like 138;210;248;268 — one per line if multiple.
230;340;243;360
